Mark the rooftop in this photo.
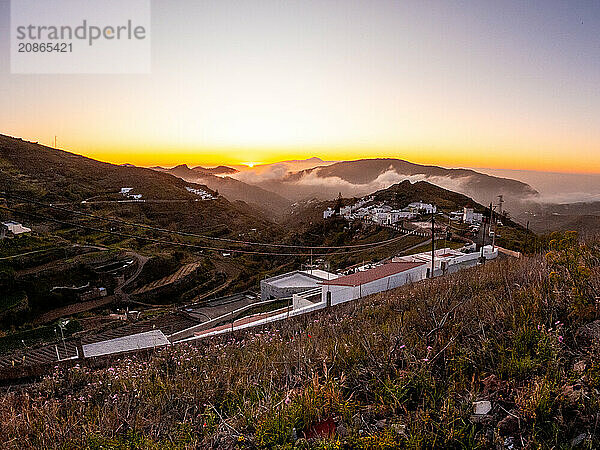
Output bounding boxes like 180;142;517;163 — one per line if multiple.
264;270;338;288
269;272;324;288
321;261;426;287
301;269;338;281
82;330;169;358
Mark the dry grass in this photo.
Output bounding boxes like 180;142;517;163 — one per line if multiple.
1;232;599;449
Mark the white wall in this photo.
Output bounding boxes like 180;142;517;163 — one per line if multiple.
321;265;428;306
293;293;319;310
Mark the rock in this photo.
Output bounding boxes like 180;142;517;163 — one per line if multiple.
574;360;586;372
575;320;600;346
504;436;516;450
562;384;584;406
473;400;492;415
470;401;493;423
571;432;587;447
498;415;519;436
375;419;387;429
336;424;348;438
391;423;407;437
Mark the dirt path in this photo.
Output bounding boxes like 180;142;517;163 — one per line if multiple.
117;251;149;295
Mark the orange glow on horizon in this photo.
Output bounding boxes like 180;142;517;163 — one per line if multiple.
58;142;600;175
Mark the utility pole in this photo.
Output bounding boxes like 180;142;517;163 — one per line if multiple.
480;202;493;260
431;210;435;278
54;136;57;148
491;204;497;251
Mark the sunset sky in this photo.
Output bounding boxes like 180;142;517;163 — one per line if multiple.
1;0;600;172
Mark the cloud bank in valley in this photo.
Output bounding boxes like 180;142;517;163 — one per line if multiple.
233;164;475;202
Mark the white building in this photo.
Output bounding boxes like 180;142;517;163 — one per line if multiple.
261;270;338;301
320;261;428;306
463;207;484;224
387;210;416;224
186;186;216;200
354;208;370;218
373;205;392;214
1;221;32;238
323;208;335;219
339;206;352;217
374;212;388;225
449;211;463;221
408;202;437;214
394;245;498;275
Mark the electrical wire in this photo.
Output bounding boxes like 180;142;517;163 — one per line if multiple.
0;204;420;257
0;192;411;250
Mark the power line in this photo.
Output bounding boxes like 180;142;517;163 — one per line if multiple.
0;204;419;257
0;192;409;250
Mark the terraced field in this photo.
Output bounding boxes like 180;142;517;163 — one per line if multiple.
131;262;203;295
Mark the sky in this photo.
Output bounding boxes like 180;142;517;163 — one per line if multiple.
1;0;600;172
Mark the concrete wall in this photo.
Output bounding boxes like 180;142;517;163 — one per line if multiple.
261;281;318;301
293;293;319;310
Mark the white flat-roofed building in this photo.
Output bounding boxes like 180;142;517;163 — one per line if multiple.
408;202;437;214
82;330;169;358
323;208;335;219
261;270;338;300
339;206;352;217
386;210;416;224
394;246;498;275
1;221;32;237
463;207;484;224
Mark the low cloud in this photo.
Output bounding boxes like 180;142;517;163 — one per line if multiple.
295;167;474;200
233;163;291;183
535;192;600;204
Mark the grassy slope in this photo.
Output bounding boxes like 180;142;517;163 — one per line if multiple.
1;233;598;448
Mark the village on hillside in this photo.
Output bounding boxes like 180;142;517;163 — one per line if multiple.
324;196;492;230
0;199;510;376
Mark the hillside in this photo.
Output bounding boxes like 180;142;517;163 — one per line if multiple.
371;180;483;212
153;164;292;220
516;201;600;237
0;135;276;236
0;135;211;202
1;232;597;448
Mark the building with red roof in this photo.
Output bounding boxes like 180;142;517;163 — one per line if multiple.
320;261;428;306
